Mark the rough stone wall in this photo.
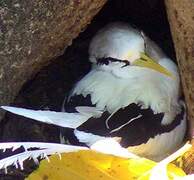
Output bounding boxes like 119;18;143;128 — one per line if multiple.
165;0;194;140
0;0;107;121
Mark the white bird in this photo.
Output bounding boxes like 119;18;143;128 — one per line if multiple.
1;22;186;161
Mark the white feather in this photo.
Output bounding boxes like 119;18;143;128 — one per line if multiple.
0;140;138;171
91;138;139;159
75;106;103;118
0;140;140;171
74;130;106;146
0;141;190;177
1;106;100;128
0;142;88;171
149;143;191;180
0;142;86;152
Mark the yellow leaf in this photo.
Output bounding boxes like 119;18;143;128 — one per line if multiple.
26;150;185;180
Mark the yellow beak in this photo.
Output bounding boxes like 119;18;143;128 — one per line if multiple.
132;53;173;78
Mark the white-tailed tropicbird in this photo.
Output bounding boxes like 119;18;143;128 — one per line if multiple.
1;22;186;161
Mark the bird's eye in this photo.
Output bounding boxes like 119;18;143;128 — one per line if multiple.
97;57;130;67
97;58;109;65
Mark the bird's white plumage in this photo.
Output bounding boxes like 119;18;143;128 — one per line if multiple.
1;22;186;161
1;106;102;129
89;23;145;63
69;23;181;125
70;57;180;124
67;22;186;160
74;130;106;147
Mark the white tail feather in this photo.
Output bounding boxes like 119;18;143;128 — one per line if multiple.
0;142;88;171
0;140;139;171
1;106;99;128
0;142;87;152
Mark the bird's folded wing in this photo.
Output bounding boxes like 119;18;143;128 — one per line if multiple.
1;106;102;129
76;106;103;117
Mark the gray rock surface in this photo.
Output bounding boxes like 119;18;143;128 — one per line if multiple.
0;0;107;120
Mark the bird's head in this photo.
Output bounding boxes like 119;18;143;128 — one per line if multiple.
89;22;173;78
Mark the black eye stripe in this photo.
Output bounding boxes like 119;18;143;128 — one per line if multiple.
97;58;109;65
97;57;130;67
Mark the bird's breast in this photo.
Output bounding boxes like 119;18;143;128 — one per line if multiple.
71;69;176;116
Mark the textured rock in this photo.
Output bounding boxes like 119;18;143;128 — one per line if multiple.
0;0;107;120
165;0;194;174
165;0;194;140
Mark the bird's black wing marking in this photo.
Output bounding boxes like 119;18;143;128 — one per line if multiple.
60;94;95;145
77;103;140;135
77;103;185;147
